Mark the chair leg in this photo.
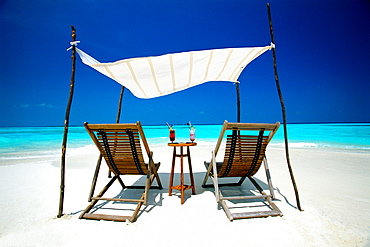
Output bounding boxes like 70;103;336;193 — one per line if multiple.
143;152;162;205
144;175;150;205
129;194;145;222
80;174;149;222
263;156;275;199
237;175;247;186
202;150;217;187
151;161;163;189
80;175;119;219
220;202;233;221
249;176;264;193
219;191;233;221
88;154;103;202
144;152;153;205
115;176;126;189
210;151;221;203
149;167;162;189
202;161;213;187
153;169;163;189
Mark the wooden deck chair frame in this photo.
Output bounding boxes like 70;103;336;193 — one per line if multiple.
80;122;162;222
202;120;282;221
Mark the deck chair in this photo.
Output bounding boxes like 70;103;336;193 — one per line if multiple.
202;120;282;221
80;122;162;222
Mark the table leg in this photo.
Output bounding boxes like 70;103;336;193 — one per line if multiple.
180;146;185;204
168;146;176;196
187;146;196;195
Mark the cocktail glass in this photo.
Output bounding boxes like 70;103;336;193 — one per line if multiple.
170;129;175;142
190;128;195;142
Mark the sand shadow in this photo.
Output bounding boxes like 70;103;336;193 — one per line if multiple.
74;170;294;219
73;174;164;220
275;187;297;209
156;171;290;207
199;174;297;213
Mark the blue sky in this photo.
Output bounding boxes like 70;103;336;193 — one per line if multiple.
1;0;369;127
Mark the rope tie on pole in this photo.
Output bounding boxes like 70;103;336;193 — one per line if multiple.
66;41;81;51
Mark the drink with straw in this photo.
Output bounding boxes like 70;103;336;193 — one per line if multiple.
190;128;195;142
167;123;175;142
187;121;196;142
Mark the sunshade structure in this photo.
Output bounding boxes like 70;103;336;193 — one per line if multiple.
58;3;302;218
75;45;273;99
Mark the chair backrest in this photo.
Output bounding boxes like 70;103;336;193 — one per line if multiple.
214;121;280;178
84;122;150;176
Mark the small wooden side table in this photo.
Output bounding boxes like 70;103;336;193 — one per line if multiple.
168;142;197;204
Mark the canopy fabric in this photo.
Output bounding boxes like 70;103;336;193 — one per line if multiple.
76;45;273;99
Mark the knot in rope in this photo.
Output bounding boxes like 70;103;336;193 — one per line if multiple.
66;41;81;51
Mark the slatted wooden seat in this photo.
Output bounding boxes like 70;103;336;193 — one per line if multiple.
202;121;282;221
80;122;162;222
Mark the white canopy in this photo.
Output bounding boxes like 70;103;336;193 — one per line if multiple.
76;45;273;99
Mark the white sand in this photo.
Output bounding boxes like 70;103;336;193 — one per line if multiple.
0;144;369;246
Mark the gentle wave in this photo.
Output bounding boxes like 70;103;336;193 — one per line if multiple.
270;141;370;150
270;142;318;148
65;144;98;155
0;145;97;165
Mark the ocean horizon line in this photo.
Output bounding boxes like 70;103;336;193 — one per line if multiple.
1;121;370;128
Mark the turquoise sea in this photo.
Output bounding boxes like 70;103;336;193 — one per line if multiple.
0;123;369;166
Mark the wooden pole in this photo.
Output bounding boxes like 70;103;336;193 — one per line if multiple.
58;26;77;218
266;3;303;211
108;85;125;178
116;86;125;123
235;82;241;123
